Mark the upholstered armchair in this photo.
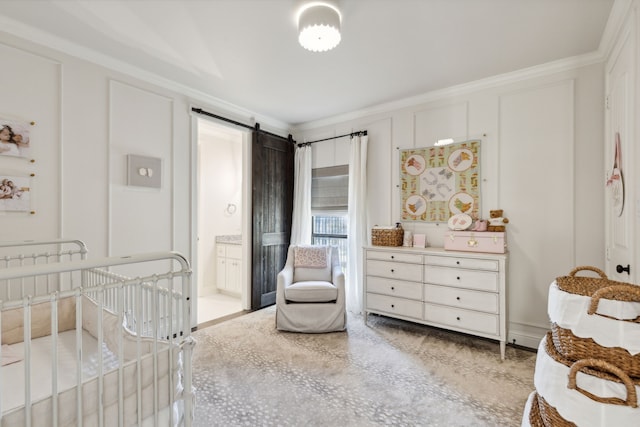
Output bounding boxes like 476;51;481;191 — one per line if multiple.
276;245;346;333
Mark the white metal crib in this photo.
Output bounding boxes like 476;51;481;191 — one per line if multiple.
0;240;194;427
0;239;88;267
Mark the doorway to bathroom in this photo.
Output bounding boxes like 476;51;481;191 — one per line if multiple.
196;118;250;326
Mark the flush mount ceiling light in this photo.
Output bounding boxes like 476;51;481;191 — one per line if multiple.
297;2;342;52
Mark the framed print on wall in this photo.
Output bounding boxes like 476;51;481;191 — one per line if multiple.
400;140;481;222
0;118;31;159
0;174;31;213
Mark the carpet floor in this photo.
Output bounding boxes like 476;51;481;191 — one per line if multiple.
191;306;537;426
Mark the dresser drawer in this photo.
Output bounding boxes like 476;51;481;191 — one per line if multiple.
367;260;423;282
367;250;423;264
367;276;422;300
424;255;498;271
366;293;423;320
424;266;498;292
424;303;499;336
424;284;498;313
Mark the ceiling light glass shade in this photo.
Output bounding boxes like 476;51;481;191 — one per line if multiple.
298;4;341;52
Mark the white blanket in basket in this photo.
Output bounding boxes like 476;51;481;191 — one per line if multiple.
548;281;640;355
520;391;535;427
534;335;639;426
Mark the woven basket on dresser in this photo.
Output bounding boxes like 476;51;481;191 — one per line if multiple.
371;226;404;246
551;266;640;377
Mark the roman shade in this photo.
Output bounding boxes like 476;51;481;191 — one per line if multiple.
311;165;349;210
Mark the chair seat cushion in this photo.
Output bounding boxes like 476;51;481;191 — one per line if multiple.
285;281;338;303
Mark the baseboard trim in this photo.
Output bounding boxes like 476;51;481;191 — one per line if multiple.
507;325;548;350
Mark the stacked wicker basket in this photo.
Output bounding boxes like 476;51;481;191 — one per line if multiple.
522;266;640;426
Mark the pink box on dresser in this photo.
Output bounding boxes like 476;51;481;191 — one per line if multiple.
444;231;506;254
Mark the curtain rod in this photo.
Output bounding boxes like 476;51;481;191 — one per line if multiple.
298;130;367;147
191;107;293;142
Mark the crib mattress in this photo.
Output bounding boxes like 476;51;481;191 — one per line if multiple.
1;329;183;426
548;281;640;355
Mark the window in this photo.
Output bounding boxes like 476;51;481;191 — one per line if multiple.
311;214;348;271
311;165;349;272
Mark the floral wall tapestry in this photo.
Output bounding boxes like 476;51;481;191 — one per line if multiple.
400;140;480;222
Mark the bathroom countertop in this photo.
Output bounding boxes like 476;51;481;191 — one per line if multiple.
216;235;242;245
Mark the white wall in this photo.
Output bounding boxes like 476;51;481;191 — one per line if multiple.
0;39;195;258
0;32;285;326
292;62;605;348
109;81;173;256
0;42;61;240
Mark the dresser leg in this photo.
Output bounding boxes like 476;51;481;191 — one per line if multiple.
500;341;506;360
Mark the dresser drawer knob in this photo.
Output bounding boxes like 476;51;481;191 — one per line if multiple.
456;316;461;321
456;276;460;280
456;261;460;265
391;286;395;290
456;296;460;301
391;269;395;273
391;304;395;308
390;255;395;259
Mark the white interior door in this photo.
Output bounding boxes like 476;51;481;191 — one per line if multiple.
605;19;636;283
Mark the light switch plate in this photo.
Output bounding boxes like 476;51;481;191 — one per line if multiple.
127;154;162;188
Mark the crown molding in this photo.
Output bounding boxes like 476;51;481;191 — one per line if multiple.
598;0;634;61
293;50;605;132
0;15;290;133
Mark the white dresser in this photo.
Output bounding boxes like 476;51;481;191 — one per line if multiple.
364;246;508;359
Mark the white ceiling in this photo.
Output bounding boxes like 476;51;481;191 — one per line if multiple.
0;0;616;126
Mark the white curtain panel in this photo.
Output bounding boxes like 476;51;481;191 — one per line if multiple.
290;143;312;245
347;134;368;313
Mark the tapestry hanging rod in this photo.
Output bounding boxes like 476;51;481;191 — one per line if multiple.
191;107;292;142
298;130;367;147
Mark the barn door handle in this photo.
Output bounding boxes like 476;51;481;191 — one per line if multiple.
616;264;630;275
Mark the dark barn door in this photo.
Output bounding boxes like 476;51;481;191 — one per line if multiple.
251;128;294;310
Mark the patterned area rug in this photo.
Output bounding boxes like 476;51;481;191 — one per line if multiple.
191;307;536;426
